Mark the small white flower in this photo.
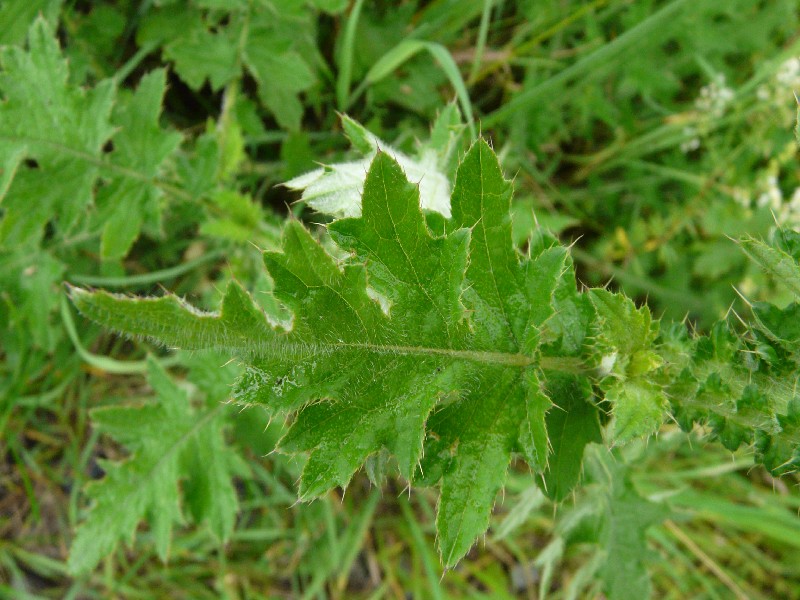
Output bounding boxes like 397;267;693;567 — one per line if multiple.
695;74;735;118
731;187;751;208
756;175;783;210
599;352;618;377
680;126;700;153
680;137;700;153
776;57;800;86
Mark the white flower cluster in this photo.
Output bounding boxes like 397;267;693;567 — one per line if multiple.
756;56;800;116
680;126;700;153
731;187;751;209
680;74;736;154
776;57;800;88
735;171;800;226
695;74;735;118
756;174;783;210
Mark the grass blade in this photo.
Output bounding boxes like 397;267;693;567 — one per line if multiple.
483;0;693;126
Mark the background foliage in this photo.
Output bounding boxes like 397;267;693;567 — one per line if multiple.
3;1;800;598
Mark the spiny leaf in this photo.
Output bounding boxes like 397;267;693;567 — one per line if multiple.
756;398;800;475
589;290;665;442
68;358;244;575
72;141;569;567
71;135;800;572
739;235;800;298
752;302;800;360
68;280;278;352
659;318;799;474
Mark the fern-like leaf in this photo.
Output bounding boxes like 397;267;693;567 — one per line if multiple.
68;358;244;575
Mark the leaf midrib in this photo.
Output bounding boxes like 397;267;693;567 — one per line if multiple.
237;337;583;371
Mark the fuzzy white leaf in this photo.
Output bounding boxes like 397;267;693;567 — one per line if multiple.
285;138;451;218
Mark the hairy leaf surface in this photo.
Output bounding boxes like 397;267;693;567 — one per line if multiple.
72;141;578;566
70;140;800;569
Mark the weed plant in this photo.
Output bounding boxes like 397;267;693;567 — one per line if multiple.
2;2;800;598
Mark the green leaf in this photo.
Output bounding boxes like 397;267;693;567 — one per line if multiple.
0;0;60;46
589;290;665;442
658;319;798;474
244;9;318;131
68;358;244;575
70;133;800;571
164;25;240;90
539;375;602;502
605;379;666;443
0;17;114;246
543;449;667;600
142;3;319;129
73;141;571;567
0;19;179;259
97;69;182;260
740;235;800;298
200;190;266;243
68;279;279;352
595;456;667;600
756;398;800;476
753;302;800;359
0;250;64;352
589;289;659;368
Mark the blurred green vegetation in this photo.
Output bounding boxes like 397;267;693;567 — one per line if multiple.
2;1;800;597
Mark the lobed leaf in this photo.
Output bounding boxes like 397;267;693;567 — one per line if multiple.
96;69;183;260
0;17;114;246
589;290;664;442
71;136;800;571
68;358;244;575
73;141;573;566
0;18;180;257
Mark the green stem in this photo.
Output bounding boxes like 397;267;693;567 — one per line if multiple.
113;42;157;84
467;0;493;84
337;0;366;110
68;250;225;288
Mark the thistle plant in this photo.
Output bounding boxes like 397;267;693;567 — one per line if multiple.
70;131;800;588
